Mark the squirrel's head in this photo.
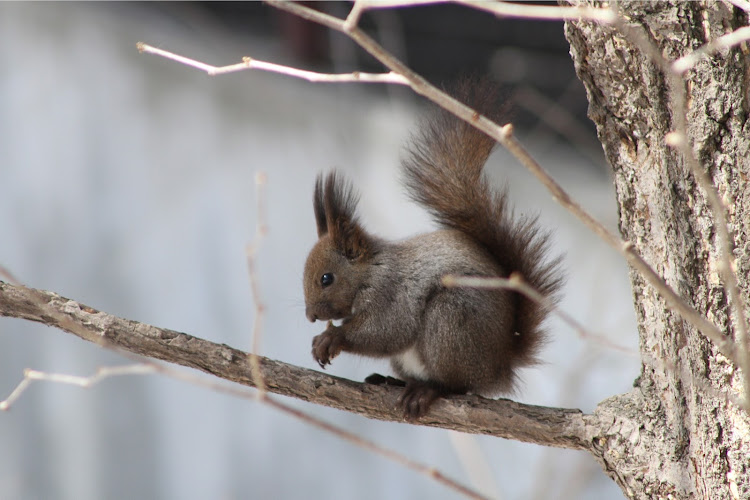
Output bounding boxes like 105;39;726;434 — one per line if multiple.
303;172;378;323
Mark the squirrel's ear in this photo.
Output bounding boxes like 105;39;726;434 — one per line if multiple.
323;172;375;260
313;175;328;238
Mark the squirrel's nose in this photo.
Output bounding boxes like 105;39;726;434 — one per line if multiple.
306;309;317;323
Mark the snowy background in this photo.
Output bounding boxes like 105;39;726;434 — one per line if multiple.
0;3;638;499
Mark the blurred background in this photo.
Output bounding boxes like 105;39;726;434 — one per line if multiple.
0;3;638;499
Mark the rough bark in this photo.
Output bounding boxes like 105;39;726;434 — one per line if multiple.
0;280;594;450
565;1;750;498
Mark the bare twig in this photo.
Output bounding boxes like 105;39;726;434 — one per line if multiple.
512;85;604;167
454;0;616;22
0;265;20;285
136;42;408;84
121;354;490;500
0;364;156;411
442;273;635;355
672;26;750;74
343;0;370;32
260;396;489;500
246;171;269;395
500;125;737;360
344;0;616;24
444;271;740;411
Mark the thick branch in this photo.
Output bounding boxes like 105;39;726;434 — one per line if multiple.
0;281;594;450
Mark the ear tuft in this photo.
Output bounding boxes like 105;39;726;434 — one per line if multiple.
320;172;375;260
313;175;328;237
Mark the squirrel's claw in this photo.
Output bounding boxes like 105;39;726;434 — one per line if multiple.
311;334;331;367
397;382;444;420
312;324;345;368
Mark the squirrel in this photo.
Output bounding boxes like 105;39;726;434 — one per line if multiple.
302;81;563;420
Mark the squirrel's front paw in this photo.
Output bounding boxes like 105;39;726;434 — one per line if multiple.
312;324;346;368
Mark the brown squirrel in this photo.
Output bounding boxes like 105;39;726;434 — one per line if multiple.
303;82;563;419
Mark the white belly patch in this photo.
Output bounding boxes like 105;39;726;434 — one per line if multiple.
393;347;428;380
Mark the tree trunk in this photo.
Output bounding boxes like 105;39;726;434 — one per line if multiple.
565;1;750;498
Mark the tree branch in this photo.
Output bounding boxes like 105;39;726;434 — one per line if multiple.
136;42;408;84
0;280;595;451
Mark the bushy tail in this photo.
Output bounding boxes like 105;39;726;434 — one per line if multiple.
402;80;563;362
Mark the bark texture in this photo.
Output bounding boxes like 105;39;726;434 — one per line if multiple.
566;1;750;498
0;281;594;450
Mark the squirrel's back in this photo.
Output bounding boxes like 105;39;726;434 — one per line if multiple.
402;80;563;373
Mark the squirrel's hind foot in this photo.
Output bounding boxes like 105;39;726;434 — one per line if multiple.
397;381;451;420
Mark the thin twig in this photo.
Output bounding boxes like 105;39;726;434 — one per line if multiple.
502;125;737;360
0;265;20;285
343;0;369;32
119;353;490;500
261;396;489;500
672;26;750;74
0;364;156;411
343;0;616;23
446;270;740;409
455;0;616;22
136;42;409;84
442;273;636;355
247;171;270;395
512;85;605;167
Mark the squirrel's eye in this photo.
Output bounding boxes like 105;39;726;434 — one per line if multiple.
321;273;334;287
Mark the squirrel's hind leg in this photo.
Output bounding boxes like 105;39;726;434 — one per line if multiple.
365;374;445;419
397;381;463;420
